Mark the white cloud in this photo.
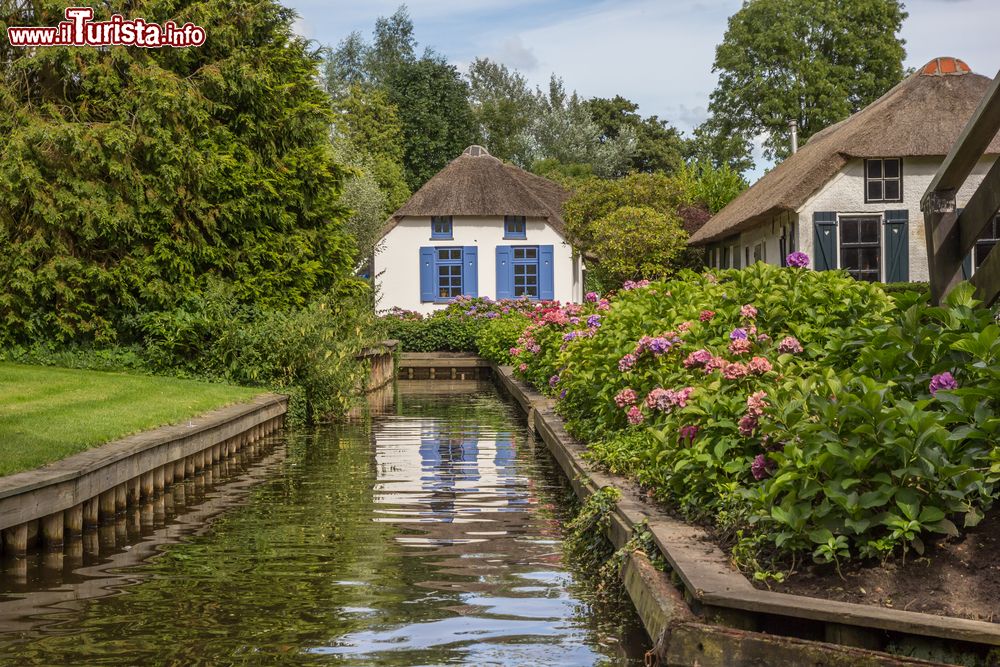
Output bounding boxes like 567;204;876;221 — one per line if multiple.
494;35;539;72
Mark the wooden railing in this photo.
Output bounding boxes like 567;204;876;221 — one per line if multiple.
921;68;1000;307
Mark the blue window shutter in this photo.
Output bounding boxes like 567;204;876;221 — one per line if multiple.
462;246;478;297
419;247;435;302
539;245;555;300
813;212;837;270
496;246;512;299
884;210;909;283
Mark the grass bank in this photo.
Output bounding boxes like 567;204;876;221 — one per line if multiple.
0;363;259;476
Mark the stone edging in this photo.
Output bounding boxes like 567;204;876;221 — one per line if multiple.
492;363;1000;660
0;393;286;555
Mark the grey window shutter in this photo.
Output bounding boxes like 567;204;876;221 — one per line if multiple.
884;210;909;283
813;212;838;270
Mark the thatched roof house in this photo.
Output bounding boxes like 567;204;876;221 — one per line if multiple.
376;146;583;314
691;57;1000;285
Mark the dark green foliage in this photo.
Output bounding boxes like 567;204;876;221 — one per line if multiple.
883;282;930;299
475;314;531;365
700;0;907;167
387;317;480;353
0;0;355;345
586;95;686;175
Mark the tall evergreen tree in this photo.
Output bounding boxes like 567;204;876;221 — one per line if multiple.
0;0;355;344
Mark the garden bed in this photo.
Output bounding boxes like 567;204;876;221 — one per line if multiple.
764;509;1000;623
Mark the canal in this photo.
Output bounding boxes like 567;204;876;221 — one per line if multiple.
0;382;649;665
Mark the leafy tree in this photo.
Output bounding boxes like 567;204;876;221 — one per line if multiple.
674;161;748;214
586;96;685;174
467;58;538;165
329;83;410;211
0;0;356;344
526;77;635;178
330;137;390;271
703;0;907;165
385;57;477;190
323;31;369;95
587;206;689;286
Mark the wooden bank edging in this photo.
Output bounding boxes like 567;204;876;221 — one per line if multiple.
0;393;287;556
491;363;1000;663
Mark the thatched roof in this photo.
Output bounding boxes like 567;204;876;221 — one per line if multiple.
381;145;570;238
690;57;1000;245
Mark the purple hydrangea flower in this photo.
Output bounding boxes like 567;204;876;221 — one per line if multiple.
730;328;748;341
587;314;602;328
585;291;599;302
751;454;772;480
786;251;810;268
929;372;958;396
549;374;560;388
678;424;699;444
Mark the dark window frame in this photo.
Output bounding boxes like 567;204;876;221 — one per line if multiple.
512;245;540;299
504;215;527;239
840;215;882;282
864;158;903;204
974;216;1000;270
435;247;463;301
431;216;453;240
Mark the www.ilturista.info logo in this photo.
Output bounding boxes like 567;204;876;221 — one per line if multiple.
7;7;206;48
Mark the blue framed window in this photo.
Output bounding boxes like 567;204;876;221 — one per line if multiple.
436;247;463;299
504;215;526;239
512;246;539;298
431;216;453;239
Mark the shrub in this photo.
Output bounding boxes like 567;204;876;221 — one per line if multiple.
510;263;1000;572
475;314;531;365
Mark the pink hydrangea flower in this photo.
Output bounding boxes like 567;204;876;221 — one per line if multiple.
627;406;644;425
509;347;521;357
751;453;773;479
704;355;727;374
678;424;699;444
597;299;611;311
738;414;758;436
748;357;773;375
518;363;528;372
585;291;599;302
699;310;715;322
677;321;693;333
645;388;672;411
614;388;638;408
740;304;758;319
729;338;753;356
778;336;803;354
722;362;750;380
929;372;958;396
684;349;714;368
618;353;637;372
746;390;769;417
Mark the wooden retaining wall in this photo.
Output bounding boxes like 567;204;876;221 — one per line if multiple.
398;352;491;381
0;394;286;559
492;363;1000;666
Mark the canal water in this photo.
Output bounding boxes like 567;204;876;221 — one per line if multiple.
0;383;648;665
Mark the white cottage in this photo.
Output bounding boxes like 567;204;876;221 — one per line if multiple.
690;57;1000;283
376;145;583;314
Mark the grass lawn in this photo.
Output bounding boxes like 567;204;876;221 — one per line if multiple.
0;362;260;477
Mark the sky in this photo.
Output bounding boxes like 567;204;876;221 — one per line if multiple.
286;0;1000;178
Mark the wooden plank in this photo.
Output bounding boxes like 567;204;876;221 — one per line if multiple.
971;240;1000;305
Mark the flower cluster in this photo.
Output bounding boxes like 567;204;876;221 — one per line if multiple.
614;387;638;408
645;386;694;412
739;391;768;437
778;336;803;354
699;310;715;322
785;251;810;268
929;371;958;396
740;304;758;319
622;279;651;291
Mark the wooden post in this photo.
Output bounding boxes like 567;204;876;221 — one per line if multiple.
156;464;167;492
65;504;84;537
2;524;28;557
83;498;99;529
185;455;195;478
99;489;117;523
141;471;155;500
115;484;127;513
128;478;141;506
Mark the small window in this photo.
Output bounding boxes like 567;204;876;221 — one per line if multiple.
436;247;463;299
974;216;999;269
841;216;881;282
431;216;453;239
512;246;539;298
865;159;902;203
504;215;526;239
721;246;730;269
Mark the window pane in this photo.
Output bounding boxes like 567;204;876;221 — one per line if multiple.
867;181;883;201
883;180;900;201
859;219;879;244
883;159;900;179
841;219;859;244
860;246;880;270
867;160;883;179
976;241;996;268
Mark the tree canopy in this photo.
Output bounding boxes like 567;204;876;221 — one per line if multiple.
698;0;907;168
586;96;686;175
0;0;356;345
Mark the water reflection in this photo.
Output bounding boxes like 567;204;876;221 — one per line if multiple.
0;383;647;665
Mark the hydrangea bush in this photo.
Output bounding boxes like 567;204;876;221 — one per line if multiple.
510;260;1000;574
